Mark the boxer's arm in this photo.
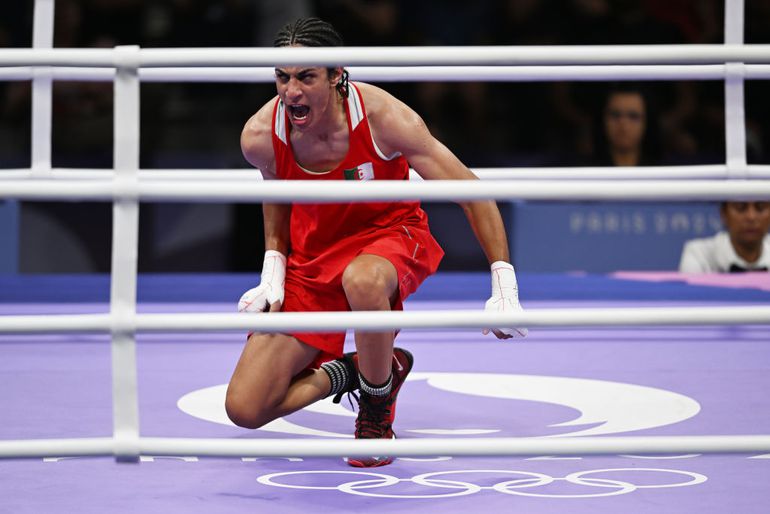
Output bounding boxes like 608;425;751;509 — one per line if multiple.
362;83;525;338
240;98;290;311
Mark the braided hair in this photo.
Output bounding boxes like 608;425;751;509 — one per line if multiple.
273;18;349;98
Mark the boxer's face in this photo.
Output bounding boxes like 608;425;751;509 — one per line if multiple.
274;62;342;132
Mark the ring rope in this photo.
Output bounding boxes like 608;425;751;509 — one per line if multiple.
4;165;770;181
1;306;770;334
3;64;770;82
2;178;770;202
2;435;770;460
3;45;770;68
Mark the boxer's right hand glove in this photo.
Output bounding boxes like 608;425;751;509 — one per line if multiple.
237;250;287;313
483;261;528;339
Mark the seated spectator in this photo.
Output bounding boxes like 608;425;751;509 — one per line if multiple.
679;202;770;273
592;83;660;166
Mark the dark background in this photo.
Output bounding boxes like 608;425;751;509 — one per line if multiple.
1;0;769;273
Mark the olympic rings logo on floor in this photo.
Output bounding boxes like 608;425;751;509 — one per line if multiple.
257;467;708;499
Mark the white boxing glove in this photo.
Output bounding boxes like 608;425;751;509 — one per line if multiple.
237;250;287;313
483;261;528;339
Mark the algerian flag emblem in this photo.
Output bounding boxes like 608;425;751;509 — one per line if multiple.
343;162;375;181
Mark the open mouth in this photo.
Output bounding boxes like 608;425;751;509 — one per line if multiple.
288;104;310;121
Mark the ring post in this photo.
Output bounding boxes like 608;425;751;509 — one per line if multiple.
725;0;747;179
110;45;141;463
31;0;54;178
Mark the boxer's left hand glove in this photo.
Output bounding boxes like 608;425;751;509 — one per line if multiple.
483;261;528;339
237;250;286;313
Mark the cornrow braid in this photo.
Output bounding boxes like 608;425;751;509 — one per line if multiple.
273;17;349;98
273;17;344;48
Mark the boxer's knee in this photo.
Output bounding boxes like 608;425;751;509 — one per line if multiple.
342;255;398;310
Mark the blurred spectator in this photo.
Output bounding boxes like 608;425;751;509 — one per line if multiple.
592;83;661;166
679;202;770;273
552;77;721;166
547;0;721;166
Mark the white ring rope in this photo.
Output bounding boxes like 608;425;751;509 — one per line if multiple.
1;178;770;202
1;305;770;334
2;45;770;68
2;435;770;459
4;165;770;181
3;64;770;82
2;0;768;461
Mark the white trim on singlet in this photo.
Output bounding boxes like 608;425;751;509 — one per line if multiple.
274;100;287;145
371;132;402;161
348;84;402;162
347;85;364;131
297;163;334;175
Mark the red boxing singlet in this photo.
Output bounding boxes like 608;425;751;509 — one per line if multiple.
270;82;444;361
